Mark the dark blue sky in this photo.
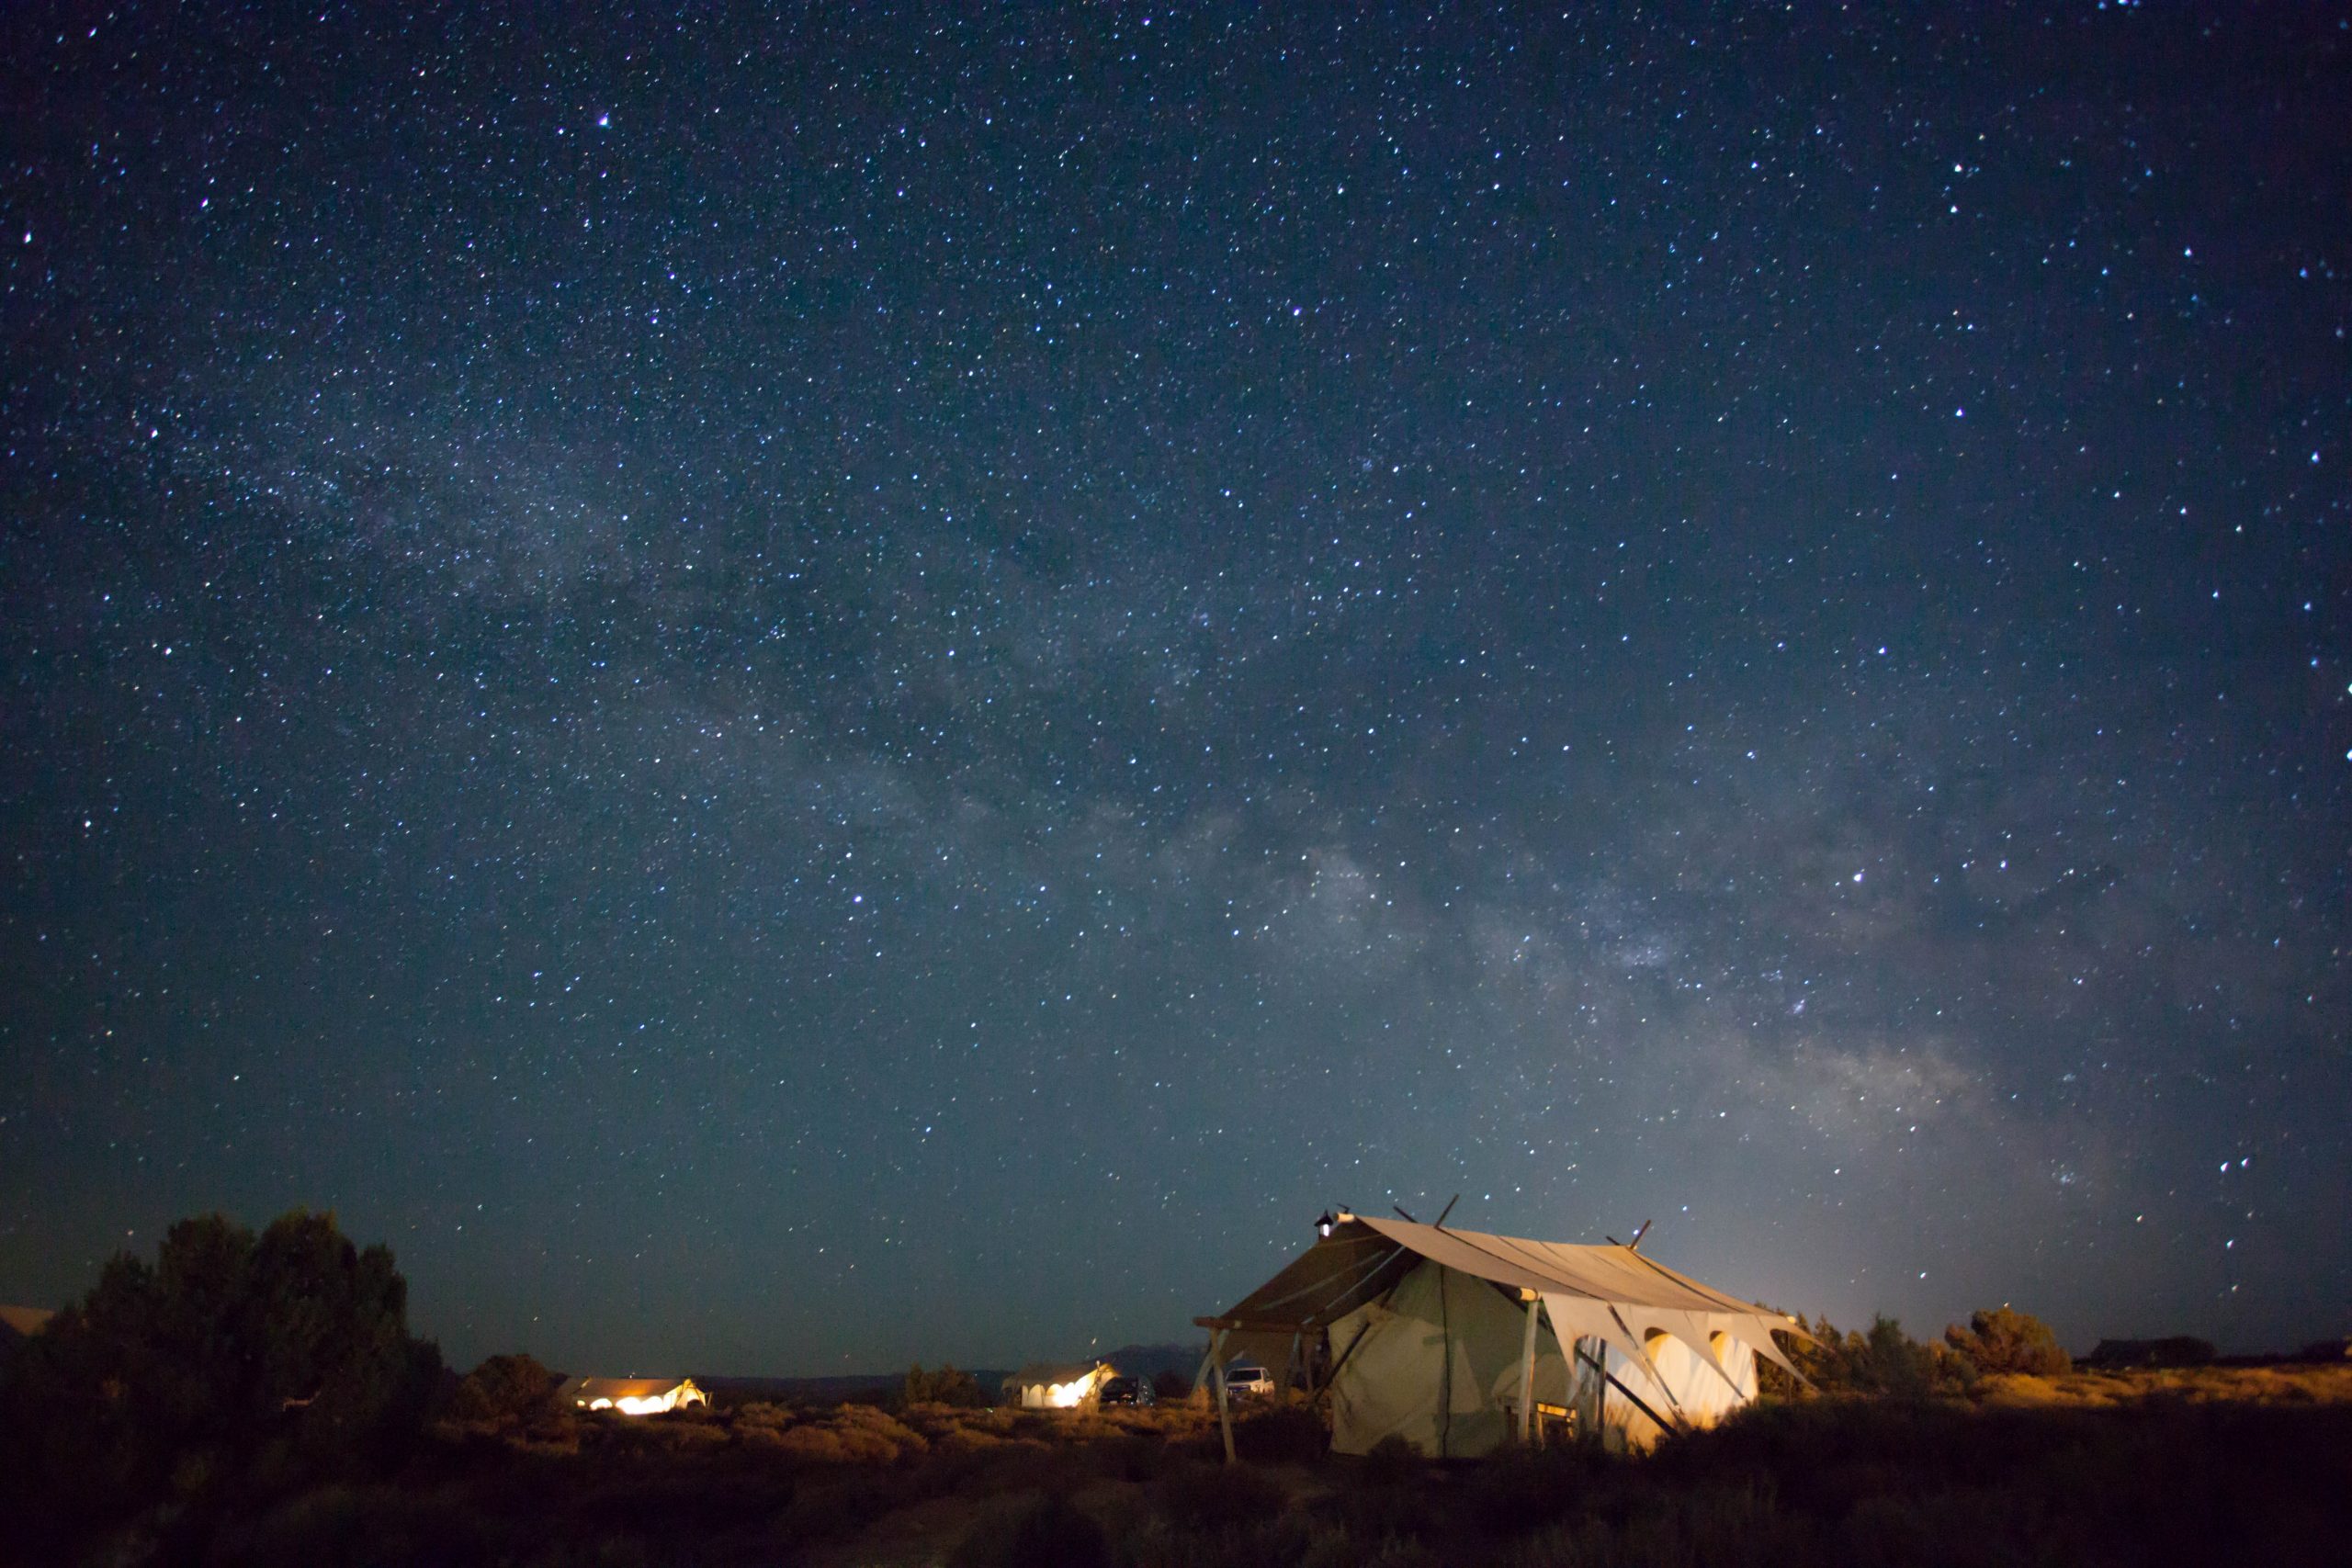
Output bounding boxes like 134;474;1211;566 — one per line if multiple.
3;4;2346;1374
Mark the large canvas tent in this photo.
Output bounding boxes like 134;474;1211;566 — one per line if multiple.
1195;1213;1804;1458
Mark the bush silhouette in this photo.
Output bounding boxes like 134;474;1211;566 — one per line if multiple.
0;1209;439;1551
1945;1307;2071;1376
1762;1313;1972;1397
905;1361;988;1406
449;1352;562;1426
953;1494;1110;1568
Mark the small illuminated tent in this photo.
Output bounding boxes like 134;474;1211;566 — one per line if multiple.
1001;1360;1119;1409
1195;1213;1804;1458
561;1375;709;1415
0;1304;52;1368
0;1304;53;1343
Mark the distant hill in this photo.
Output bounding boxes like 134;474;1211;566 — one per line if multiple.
695;1371;1007;1405
691;1343;1204;1406
1092;1342;1206;1382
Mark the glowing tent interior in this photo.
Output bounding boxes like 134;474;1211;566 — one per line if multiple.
1194;1213;1806;1458
560;1375;709;1416
1001;1359;1120;1408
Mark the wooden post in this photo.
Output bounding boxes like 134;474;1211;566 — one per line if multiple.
1209;1328;1236;1464
1213;1335;1232;1457
1518;1294;1542;1446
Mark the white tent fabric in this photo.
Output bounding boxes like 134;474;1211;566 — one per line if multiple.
1198;1214;1803;1457
1593;1326;1758;1446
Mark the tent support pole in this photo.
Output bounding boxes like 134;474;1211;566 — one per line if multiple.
1576;1345;1681;1439
1210;1329;1237;1465
1518;1296;1541;1446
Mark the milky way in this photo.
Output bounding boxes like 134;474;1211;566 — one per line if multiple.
2;6;2346;1371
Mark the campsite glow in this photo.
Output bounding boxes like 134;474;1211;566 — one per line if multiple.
1046;1377;1091;1408
571;1378;708;1416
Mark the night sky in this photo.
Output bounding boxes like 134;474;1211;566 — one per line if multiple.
3;6;2346;1377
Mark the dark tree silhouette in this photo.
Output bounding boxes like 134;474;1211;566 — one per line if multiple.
0;1210;441;1551
904;1361;988;1406
1758;1312;1975;1398
1945;1306;2072;1376
449;1351;564;1426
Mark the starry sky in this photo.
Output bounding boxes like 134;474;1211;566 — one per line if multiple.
2;5;2346;1376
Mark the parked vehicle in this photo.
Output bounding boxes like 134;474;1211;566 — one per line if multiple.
1223;1364;1275;1397
1097;1375;1155;1407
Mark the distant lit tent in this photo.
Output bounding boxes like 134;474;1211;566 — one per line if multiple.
0;1304;52;1367
1194;1213;1805;1459
1001;1360;1118;1409
561;1375;708;1415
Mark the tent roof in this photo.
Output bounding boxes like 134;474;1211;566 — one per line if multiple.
563;1376;696;1400
1003;1360;1113;1387
1198;1215;1792;1332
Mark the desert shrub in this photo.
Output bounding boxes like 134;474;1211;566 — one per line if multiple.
761;1403;930;1464
1156;1456;1287;1531
906;1361;989;1406
1464;1443;1619;1532
1850;1315;1960;1396
767;1424;854;1463
839;1402;929;1454
1093;1432;1171;1484
935;1423;1014;1455
1232;1398;1329;1462
1360;1432;1423;1483
449;1352;562;1427
1945;1307;2070;1376
1359;1537;1445;1568
949;1492;1109;1568
732;1399;794;1429
215;1480;523;1567
1830;1486;2023;1568
1121;1508;1344;1568
1152;1370;1195;1403
1498;1482;1796;1568
1323;1435;1439;1540
736;1423;795;1450
1763;1313;1970;1398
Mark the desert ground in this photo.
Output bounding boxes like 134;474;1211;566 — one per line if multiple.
184;1362;2352;1567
